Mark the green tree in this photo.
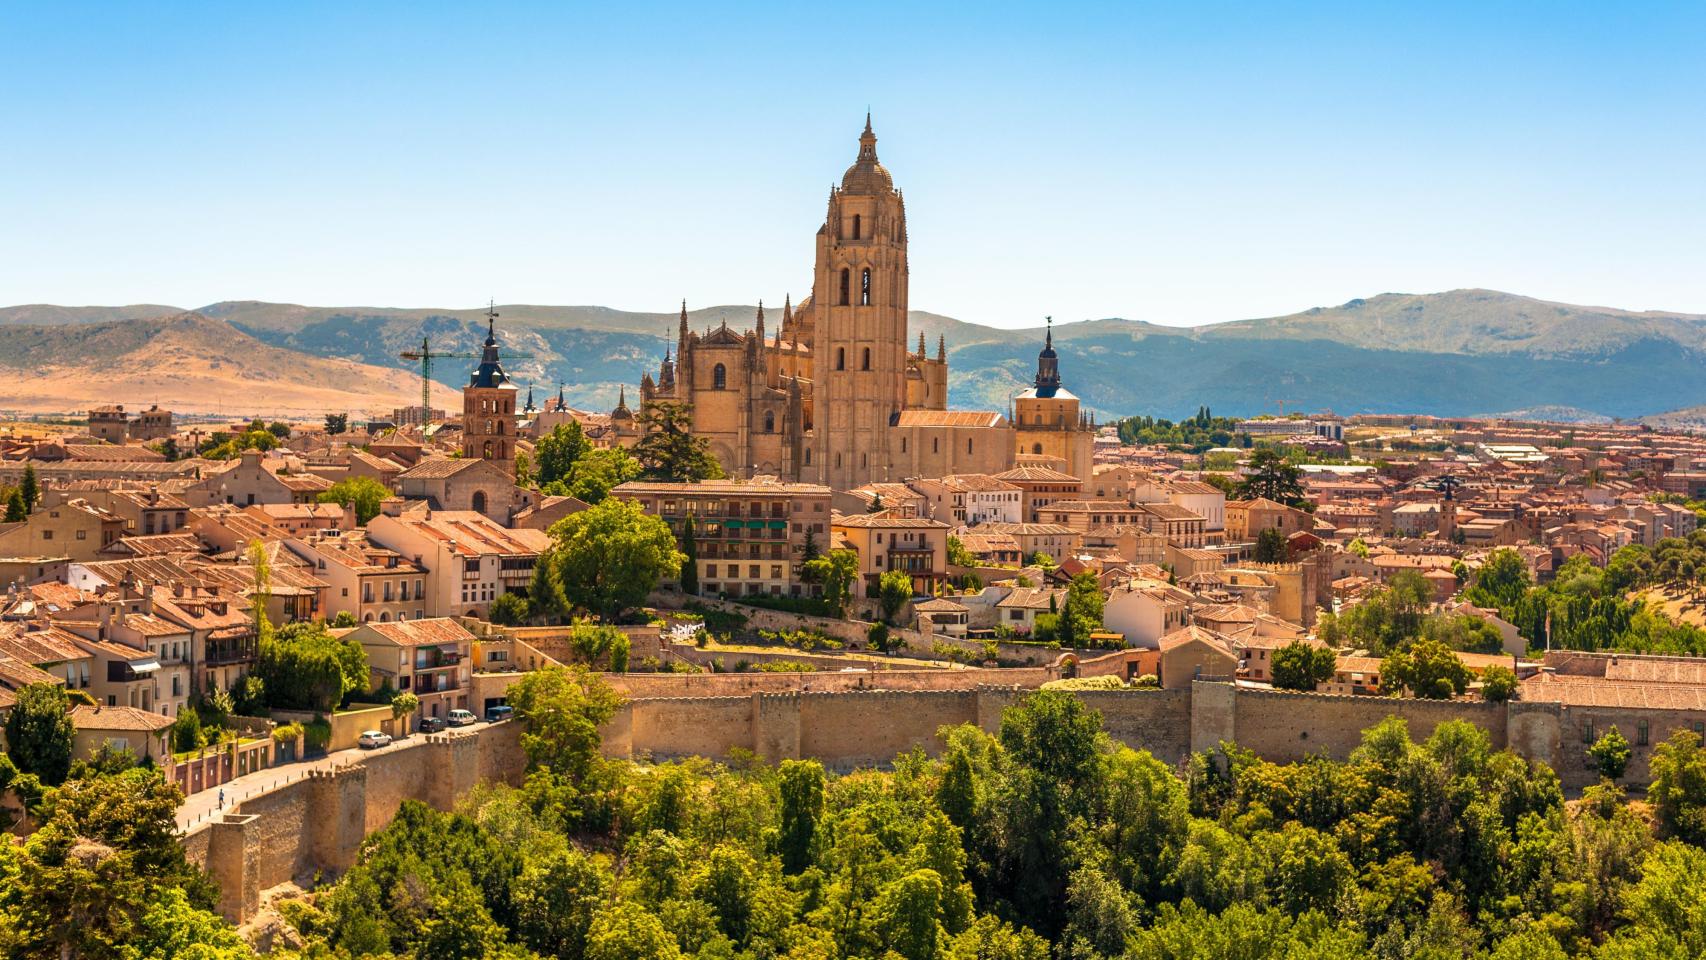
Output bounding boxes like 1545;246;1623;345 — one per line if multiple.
680;513;700;596
876;869;950;960
1254;526;1290;563
879;568;915;624
634;400;725;482
317;475;390;524
562;446;642;503
1588;727;1632;782
586;901;684;960
1649;730;1706;844
778;759;826;874
542;498;682;620
1480;664;1519;702
325;412;348;434
4;682;75;785
1027;551;1056;570
488;592;530;626
267;420;291;439
329;610;358;628
1270;640;1336;691
535;421;591;487
506;665;623;779
1465;547;1533;610
20;463;40;512
1347;537;1370;559
1381;638;1472;699
804;548;860;617
1234;448;1307;507
514;844;609;959
3;488;25;522
947;535;977;569
390;691;420;725
1056;572;1106;647
253;620;369;712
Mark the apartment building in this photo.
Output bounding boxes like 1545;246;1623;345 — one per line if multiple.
287;529;427;623
367;510;550;618
614;479;834;599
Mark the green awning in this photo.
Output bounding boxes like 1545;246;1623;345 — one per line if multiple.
768;520;788;529
723;520;744;528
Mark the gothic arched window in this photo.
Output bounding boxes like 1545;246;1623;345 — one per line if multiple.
482;441;493;459
713;363;727;389
473;490;487;515
861;347;871;371
836;348;846;371
852;214;861;240
839;268;850;305
763;411;775;433
861;269;872;306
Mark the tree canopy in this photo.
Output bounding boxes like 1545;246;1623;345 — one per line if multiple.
539;497;682;620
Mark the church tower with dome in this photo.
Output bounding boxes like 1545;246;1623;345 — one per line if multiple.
1012;318;1095;481
623;117;1015;490
462;305;519;474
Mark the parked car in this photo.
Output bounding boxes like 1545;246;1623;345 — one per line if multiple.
447;709;477;727
357;730;392;749
417;715;446;734
484;705;515;723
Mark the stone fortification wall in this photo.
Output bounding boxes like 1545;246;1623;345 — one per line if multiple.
185;722;523;924
1219;686;1508;763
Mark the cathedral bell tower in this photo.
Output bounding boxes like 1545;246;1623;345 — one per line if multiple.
462;303;520;475
810;114;910;489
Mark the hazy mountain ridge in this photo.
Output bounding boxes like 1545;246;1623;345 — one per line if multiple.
5;290;1706;421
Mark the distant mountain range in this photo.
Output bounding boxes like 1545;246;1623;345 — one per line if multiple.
3;289;1704;423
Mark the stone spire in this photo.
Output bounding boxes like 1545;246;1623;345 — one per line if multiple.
782;293;792;325
556;380;566;411
917;331;926;357
937;334;946;363
678;299;689;344
859;111;877;162
755;300;765;342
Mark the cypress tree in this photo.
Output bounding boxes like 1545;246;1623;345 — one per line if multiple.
680;513;699;596
20;464;38;512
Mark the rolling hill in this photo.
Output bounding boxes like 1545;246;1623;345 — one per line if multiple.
0;312;456;417
4;290;1705;422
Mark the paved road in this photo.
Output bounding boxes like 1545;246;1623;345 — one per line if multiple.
176;725;486;833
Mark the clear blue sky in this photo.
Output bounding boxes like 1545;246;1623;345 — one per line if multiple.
3;2;1703;328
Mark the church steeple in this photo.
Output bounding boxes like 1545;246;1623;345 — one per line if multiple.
1033;316;1061;397
755;300;765;342
469;301;509;388
524;380;536;414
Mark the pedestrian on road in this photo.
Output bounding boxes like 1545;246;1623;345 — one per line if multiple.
218;789;225;809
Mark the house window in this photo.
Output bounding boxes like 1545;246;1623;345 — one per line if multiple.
861;268;872;306
713;363;727;390
1639;720;1650;746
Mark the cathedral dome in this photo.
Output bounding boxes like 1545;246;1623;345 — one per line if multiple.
840;114;894;196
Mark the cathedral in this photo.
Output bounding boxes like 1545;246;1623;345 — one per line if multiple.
622;117;1092;491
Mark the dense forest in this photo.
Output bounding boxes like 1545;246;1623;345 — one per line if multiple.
18;665;1706;958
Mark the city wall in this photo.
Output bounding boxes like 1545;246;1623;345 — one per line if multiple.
187;675;1580;925
184;722;524;924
